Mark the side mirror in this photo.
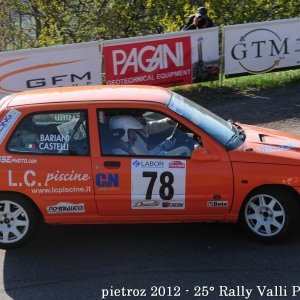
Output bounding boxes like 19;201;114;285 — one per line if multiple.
191;147;220;161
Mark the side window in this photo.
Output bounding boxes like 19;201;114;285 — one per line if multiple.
7;111;89;156
97;109;201;157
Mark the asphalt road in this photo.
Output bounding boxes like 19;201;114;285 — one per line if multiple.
1;222;300;300
1;84;300;300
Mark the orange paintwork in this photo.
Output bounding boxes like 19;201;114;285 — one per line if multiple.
0;85;300;226
7;85;170;107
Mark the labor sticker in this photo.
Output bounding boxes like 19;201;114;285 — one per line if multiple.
131;159;186;209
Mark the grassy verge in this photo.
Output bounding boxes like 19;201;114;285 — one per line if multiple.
173;69;300;95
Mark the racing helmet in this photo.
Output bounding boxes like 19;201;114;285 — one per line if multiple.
109;115;143;142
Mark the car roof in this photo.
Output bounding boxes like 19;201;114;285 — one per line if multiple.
6;85;171;108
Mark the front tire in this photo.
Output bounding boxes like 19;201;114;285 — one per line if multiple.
239;187;299;243
0;194;40;250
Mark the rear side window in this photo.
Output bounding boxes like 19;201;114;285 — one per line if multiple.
7;111;89;156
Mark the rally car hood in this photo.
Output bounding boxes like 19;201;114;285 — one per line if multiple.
228;123;300;165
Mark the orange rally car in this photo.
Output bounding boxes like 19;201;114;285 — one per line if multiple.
0;85;300;250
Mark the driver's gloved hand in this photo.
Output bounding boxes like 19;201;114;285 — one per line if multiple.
160;137;176;150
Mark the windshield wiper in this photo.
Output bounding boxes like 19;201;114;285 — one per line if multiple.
225;132;239;146
225;124;246;146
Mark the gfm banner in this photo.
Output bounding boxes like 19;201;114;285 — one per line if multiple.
104;28;219;88
224;18;300;76
0;41;102;100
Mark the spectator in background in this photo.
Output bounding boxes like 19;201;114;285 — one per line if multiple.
182;6;214;31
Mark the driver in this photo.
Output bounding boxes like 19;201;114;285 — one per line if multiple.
109;115;191;156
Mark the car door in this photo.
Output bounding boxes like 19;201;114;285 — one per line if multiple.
90;103;233;221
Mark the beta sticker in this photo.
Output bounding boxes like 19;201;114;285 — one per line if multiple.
0;109;21;144
131;159;186;209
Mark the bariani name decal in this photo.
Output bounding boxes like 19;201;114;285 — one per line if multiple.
39;134;70;151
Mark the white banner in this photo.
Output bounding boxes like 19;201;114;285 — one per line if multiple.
104;28;219;87
0;41;102;100
224;18;300;75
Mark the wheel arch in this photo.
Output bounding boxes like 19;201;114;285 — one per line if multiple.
237;183;300;243
0;191;44;222
243;184;300;205
238;184;300;218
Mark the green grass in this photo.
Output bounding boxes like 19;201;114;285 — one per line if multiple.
222;69;300;89
172;69;300;95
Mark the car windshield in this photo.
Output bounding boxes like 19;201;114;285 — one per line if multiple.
168;91;235;147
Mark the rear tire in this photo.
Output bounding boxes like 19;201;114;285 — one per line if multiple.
0;194;40;250
239;187;299;243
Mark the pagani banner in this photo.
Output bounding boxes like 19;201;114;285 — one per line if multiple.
104;28;219;88
0;41;102;100
224;18;300;76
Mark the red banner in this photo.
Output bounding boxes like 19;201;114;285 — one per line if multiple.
104;36;192;88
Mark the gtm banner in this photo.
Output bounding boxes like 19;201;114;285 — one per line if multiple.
224;18;300;76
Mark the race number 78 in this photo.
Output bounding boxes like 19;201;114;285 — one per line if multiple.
143;171;174;200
